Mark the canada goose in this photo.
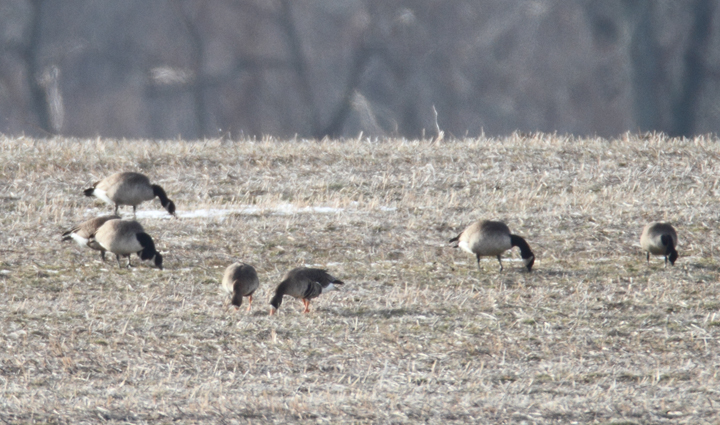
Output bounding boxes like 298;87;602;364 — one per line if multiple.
87;219;163;269
61;214;120;260
449;220;535;272
222;262;260;312
84;172;175;217
269;267;344;315
640;222;678;266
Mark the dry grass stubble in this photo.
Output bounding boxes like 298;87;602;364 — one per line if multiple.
0;133;719;423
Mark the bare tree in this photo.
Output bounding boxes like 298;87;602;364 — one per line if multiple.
171;0;208;138
20;0;52;134
623;0;664;133
670;0;715;137
2;0;720;139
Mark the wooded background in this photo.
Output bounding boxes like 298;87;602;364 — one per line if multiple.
0;0;718;139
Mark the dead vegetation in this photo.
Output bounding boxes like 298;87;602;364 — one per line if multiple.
0;133;719;423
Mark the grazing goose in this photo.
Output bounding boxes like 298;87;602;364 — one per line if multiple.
84;172;175;217
450;220;535;272
269;267;344;315
222;262;260;312
87;219;163;269
640;222;678;266
61;214;120;260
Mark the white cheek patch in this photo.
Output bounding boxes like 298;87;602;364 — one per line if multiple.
524;256;534;266
322;283;335;293
69;233;89;247
93;188;114;206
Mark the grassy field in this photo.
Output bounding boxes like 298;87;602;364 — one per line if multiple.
1;133;719;424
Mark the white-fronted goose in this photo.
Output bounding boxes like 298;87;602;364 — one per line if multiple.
61;214;120;260
222;262;260;312
640;222;678;266
87;219;163;269
84;172;175;217
269;267;344;315
450;220;535;272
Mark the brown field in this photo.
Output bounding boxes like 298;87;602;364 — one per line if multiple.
1;133;719;424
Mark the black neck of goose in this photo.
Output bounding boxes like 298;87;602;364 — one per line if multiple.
136;232;157;259
152;184;175;215
270;281;289;310
137;233;163;268
661;234;674;250
510;234;533;259
153;252;163;269
231;292;244;307
662;234;678;265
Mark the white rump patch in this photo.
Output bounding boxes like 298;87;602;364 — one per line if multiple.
69;233;89;247
93;188;114;206
458;240;474;255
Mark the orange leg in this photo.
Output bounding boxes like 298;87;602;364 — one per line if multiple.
302;299;311;313
246;295;253;312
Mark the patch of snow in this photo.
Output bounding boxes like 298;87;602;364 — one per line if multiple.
87;202;400;220
133;210;176;219
136;204;347;219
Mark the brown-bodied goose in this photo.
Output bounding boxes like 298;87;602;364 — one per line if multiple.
84;172;175;217
640;222;678;266
222;262;260;312
269;267;344;315
87;219;163;269
61;214;120;260
450;220;535;272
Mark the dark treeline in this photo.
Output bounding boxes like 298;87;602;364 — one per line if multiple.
0;0;718;140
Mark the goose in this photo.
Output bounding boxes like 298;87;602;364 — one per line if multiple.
269;267;344;315
84;172;175;217
87;219;163;269
640;222;678;266
221;262;260;312
61;214;120;260
449;220;534;272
